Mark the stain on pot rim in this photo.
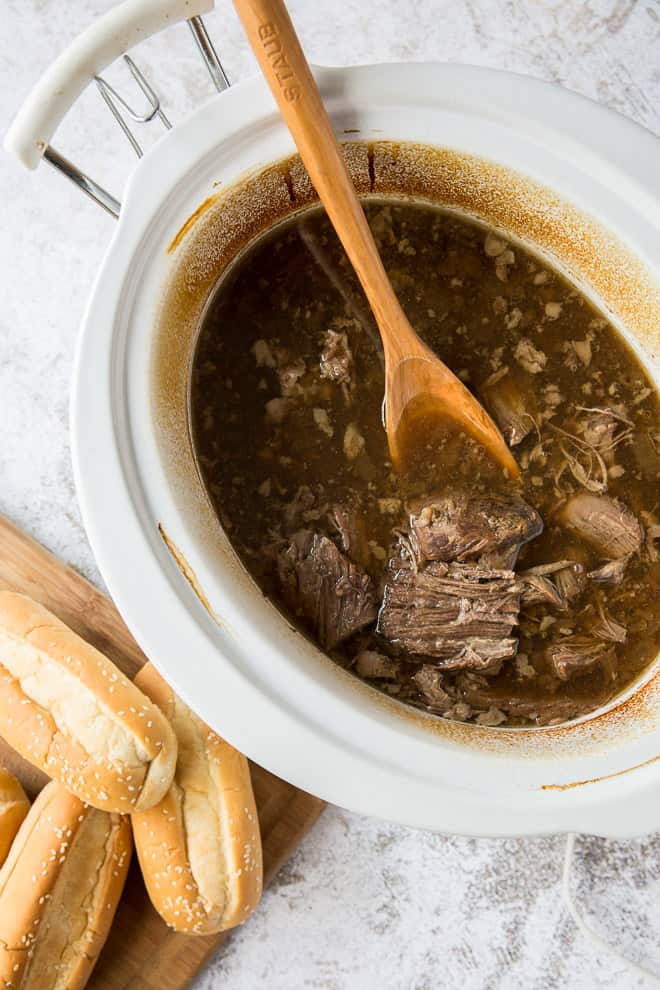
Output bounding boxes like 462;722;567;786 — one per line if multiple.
158;522;224;628
540;753;659;792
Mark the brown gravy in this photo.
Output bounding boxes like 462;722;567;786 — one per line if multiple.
190;200;660;727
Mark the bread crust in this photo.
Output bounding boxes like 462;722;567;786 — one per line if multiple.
0;768;29;868
132;664;262;934
0;592;177;813
0;780;132;990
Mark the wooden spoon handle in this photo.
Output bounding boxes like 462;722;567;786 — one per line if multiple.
233;0;408;347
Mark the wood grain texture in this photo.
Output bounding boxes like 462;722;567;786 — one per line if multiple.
0;512;325;990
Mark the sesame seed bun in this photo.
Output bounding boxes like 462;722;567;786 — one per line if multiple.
0;780;131;989
0;591;177;813
131;663;262;935
0;768;29;867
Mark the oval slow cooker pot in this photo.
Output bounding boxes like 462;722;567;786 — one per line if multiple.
6;0;659;836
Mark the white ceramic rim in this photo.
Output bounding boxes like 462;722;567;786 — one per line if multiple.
71;63;660;837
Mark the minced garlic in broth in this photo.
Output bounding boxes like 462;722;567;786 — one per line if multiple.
191;200;660;727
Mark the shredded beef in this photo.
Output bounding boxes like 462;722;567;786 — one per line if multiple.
456;680;584;725
278;358;306;396
546;636;616;682
320;329;353;385
517;560;586;610
588;558;629;585
590;606;627;644
354;650;399;680
413;666;452;711
278;530;377;650
377;557;520;669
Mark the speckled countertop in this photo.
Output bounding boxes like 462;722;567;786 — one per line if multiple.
1;1;659;987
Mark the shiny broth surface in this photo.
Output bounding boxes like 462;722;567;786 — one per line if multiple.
190;201;660;727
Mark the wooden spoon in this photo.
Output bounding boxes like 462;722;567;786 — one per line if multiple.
233;0;520;480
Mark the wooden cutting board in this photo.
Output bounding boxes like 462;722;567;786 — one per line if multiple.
0;512;325;990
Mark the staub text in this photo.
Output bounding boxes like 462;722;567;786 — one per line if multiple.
258;22;300;102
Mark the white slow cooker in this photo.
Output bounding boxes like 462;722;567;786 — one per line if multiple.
6;0;659;837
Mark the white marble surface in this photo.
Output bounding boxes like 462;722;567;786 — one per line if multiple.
1;1;659;987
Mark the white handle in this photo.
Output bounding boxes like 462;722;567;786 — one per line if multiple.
4;0;214;169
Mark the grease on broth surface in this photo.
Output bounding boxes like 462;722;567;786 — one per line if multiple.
190;200;660;727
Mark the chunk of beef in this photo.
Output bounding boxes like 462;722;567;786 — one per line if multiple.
329;502;369;568
456;679;584;726
409;492;542;564
413;666;452;712
514;337;546;375
313;407;334;438
518;572;563;609
320;329;353;385
377;557;520;670
480;367;535;447
645;521;660;563
277;358;306;396
354;650;399;680
278;530;377;650
546;636;616;682
265;397;289;424
475;708;508;726
557;493;642;559
590;605;627;644
441;702;474;722
554;562;587;603
517;560;586;610
343;422;365;460
587;558;629;585
284;485;321;528
251;338;276;367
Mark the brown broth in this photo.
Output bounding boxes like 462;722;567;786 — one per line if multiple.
190;200;660;727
